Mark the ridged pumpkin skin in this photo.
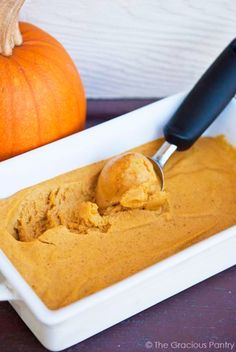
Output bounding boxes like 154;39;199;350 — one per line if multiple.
0;22;86;161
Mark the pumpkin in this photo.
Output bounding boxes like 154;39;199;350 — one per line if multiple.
0;0;86;161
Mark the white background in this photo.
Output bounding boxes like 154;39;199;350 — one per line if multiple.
21;0;236;98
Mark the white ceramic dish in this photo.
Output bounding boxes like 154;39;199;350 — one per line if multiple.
0;92;235;351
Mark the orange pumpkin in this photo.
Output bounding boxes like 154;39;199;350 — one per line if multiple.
0;0;86;161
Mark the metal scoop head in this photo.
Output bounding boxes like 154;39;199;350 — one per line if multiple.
148;141;177;190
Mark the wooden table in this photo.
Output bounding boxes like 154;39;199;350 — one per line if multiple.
0;100;235;352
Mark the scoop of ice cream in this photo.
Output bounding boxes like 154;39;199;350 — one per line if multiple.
96;152;166;210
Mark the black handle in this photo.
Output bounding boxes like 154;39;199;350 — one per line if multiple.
164;39;236;151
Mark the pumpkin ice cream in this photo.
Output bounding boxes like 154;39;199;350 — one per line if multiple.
96;152;166;211
0;136;236;309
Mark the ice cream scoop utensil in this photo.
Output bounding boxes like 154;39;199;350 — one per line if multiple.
150;38;236;190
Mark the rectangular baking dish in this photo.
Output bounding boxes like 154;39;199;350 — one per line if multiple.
0;92;235;351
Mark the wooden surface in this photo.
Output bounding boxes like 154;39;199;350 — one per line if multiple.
0;100;235;352
20;0;236;98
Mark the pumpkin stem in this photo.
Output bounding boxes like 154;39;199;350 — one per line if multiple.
0;0;25;56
